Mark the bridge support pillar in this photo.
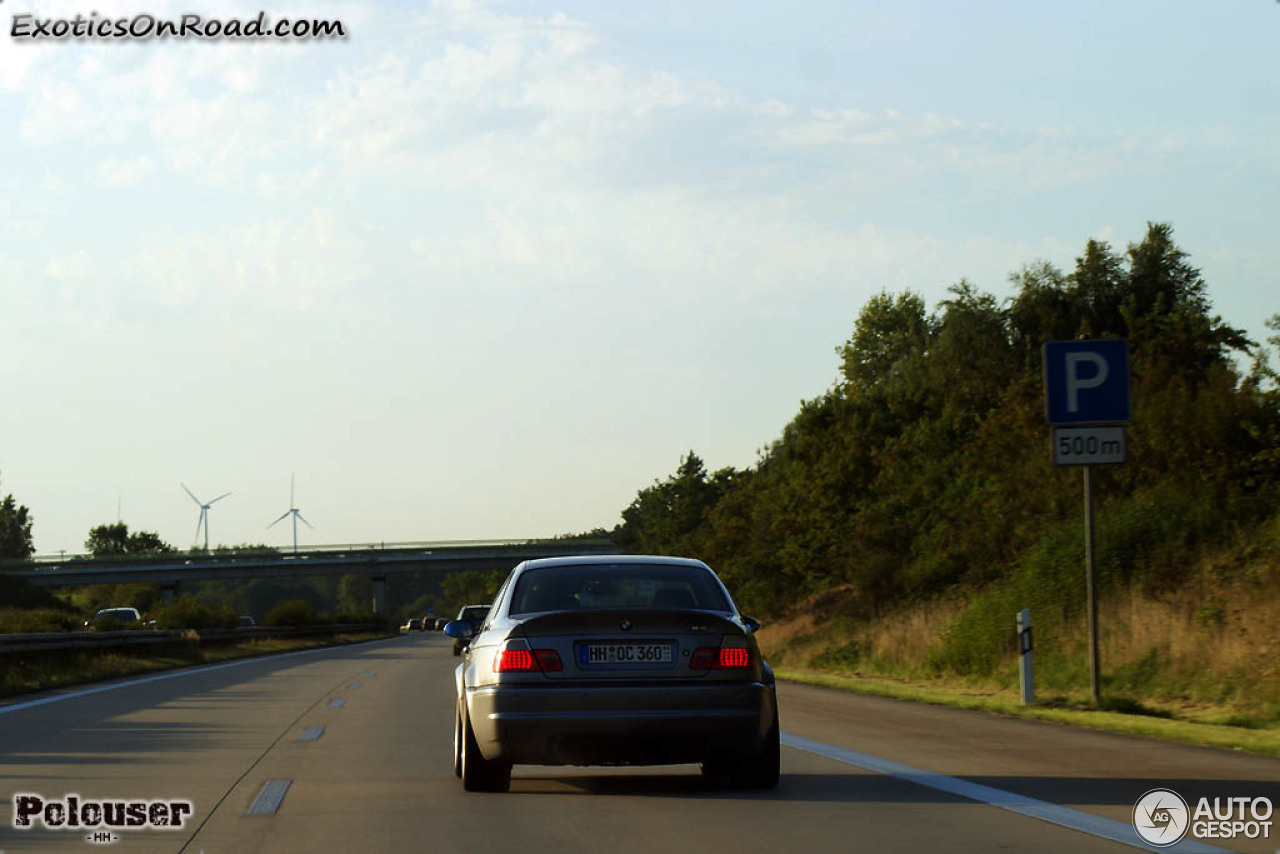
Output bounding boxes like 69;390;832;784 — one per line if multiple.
371;577;387;614
161;582;180;603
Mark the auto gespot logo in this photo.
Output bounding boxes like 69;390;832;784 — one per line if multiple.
1132;788;1273;847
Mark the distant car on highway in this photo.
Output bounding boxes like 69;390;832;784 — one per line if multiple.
84;607;142;629
450;605;490;656
445;556;778;792
402;618;424;632
238;615;257;628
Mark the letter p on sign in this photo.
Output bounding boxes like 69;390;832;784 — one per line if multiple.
1064;352;1108;412
1044;340;1130;425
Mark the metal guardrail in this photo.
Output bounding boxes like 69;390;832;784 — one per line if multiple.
6;537;616;569
0;623;376;654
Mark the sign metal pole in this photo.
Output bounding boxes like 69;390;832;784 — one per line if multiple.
1083;465;1100;703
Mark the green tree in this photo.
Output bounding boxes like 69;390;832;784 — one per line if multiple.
837;290;932;394
441;569;505;615
614;222;1280;626
615;452;735;556
85;522;174;557
0;476;35;560
337;573;372;613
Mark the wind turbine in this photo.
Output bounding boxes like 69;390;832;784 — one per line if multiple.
182;483;232;551
267;473;313;553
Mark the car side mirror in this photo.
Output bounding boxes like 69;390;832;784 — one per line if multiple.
444;620;475;639
742;615;760;633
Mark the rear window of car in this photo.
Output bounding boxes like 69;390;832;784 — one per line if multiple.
509;564;730;615
460;607;489;623
98;609;138;621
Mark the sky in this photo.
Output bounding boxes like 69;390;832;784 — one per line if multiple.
0;0;1276;555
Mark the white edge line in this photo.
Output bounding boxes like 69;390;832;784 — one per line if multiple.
781;732;1230;854
0;637;397;716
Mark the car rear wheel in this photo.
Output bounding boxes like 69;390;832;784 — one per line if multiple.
460;702;511;792
453;701;463;778
702;706;780;790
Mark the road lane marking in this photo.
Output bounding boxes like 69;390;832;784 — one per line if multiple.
0;639;400;717
300;726;325;741
328;699;345;708
247;780;292;815
781;732;1228;853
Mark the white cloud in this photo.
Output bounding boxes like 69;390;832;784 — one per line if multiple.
98;156;155;186
44;251;92;283
42;173;71;193
255;167;326;200
127;207;365;311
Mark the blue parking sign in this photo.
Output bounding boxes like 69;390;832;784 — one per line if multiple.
1043;339;1130;424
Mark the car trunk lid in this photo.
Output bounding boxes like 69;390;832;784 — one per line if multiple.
513;609;741;681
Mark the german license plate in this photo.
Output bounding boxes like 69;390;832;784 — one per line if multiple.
580;642;673;665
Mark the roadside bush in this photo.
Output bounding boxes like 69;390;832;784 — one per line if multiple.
150;598;238;631
265;598;317;627
0;607;79;633
0;574;74;611
930;481;1235;679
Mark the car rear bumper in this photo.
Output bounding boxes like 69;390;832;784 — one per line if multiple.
467;681;776;766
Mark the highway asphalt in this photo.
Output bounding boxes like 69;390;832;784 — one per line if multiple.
1;632;1276;853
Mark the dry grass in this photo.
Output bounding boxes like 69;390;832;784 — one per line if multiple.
1092;579;1280;712
860;597;967;667
757;561;1280;731
1106;586;1279;676
758;591;965;678
777;667;1280;756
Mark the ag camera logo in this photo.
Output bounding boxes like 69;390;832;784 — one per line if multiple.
1133;788;1189;847
1133;788;1274;846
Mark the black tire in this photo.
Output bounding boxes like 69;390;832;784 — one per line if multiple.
702;706;780;790
453;701;463;778
460;702;511;792
743;707;781;789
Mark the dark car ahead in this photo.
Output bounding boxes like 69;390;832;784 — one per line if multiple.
445;555;778;792
84;607;143;630
450;605;489;656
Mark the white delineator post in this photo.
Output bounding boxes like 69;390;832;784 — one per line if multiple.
1017;608;1034;705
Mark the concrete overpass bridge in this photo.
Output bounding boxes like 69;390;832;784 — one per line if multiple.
1;539;622;613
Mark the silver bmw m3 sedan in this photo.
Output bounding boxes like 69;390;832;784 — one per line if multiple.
445;555;780;793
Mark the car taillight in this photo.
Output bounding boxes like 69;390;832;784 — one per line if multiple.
534;649;563;672
718;647;750;669
494;649;537;672
494;648;562;672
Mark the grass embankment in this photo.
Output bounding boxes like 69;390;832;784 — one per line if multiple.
760;521;1280;756
0;631;395;700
